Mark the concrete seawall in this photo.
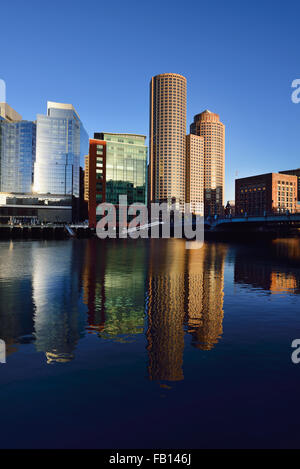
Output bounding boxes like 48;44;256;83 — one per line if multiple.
0;226;93;240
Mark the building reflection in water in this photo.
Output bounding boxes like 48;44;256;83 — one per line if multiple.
186;243;227;350
0;241;35;357
32;241;86;363
234;239;300;295
82;239;147;342
0;237;231;369
146;239;186;382
146;240;228;382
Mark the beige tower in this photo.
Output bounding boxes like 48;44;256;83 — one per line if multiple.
186;134;204;215
149;73;187;209
190;110;225;216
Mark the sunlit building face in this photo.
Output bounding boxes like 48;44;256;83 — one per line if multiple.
186;134;204;215
190;110;225;216
149;73;187;210
34;102;88;198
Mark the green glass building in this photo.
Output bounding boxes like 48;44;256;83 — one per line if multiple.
94;132;147;206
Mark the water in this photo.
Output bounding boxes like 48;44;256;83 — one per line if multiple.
0;238;300;449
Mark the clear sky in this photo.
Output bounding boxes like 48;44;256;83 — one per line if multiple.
1;0;299;200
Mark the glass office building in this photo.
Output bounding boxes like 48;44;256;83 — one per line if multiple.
94;132;147;205
34;102;88;198
88;133;147;227
0;119;36;193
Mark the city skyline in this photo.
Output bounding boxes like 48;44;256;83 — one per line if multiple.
1;0;300;202
2;0;300;453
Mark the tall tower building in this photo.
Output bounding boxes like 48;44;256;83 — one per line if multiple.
190;110;225;216
149;73;187;209
34;101;88;198
186;134;204;215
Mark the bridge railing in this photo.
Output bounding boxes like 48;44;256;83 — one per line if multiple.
205;212;300;225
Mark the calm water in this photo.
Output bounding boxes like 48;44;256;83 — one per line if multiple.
0;238;300;449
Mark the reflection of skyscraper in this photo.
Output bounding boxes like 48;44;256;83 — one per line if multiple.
146;239;186;382
146;240;227;382
186;244;227;350
82;239;147;342
32;241;86;363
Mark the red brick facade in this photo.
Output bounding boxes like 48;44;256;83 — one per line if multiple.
235;173;298;216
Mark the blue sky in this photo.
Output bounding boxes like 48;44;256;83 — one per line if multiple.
1;0;299;200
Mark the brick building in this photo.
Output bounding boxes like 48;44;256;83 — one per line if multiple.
235;173;298;216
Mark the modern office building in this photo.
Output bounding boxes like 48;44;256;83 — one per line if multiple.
190;110;225;217
149;73;187;210
235;172;298;216
0;103;36;194
0;119;36;193
279;169;300;201
34;102;88;200
88;133;147;227
185;134;204;215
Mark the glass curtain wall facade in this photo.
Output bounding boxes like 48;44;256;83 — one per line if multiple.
0;120;36;193
94;132;147;206
34;102;88;198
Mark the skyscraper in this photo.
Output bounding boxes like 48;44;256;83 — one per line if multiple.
190;110;225;216
34;102;88;198
149;73;187;210
0;104;36;193
186;134;204;215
